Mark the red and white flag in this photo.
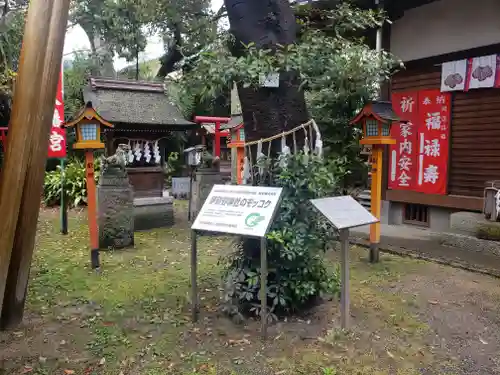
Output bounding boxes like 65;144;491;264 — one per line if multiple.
48;67;67;158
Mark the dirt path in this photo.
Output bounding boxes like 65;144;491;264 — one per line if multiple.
394;262;500;375
2;209;500;374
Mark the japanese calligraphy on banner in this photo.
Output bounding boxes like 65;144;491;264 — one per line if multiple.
48;69;67;158
388;92;418;190
416;90;450;195
388;90;451;195
192;185;283;238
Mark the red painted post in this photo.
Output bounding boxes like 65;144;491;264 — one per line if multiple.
214;121;221;158
85;150;99;269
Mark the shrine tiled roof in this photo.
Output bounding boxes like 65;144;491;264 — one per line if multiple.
83;78;195;128
371;101;400;122
201;116;243;134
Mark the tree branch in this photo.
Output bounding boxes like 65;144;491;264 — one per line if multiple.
156;5;227;77
157;22;183;78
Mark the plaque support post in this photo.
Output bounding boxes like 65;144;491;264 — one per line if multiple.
340;228;350;329
260;236;268;339
190;229;199;322
188;168;194;222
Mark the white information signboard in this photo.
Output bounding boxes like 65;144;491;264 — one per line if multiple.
310;195;378;230
191;184;283;238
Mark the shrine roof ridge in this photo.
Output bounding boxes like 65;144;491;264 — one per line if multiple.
83;77;195;128
90;77;165;93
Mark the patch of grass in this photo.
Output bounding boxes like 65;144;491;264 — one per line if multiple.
476;222;500;241
86;325;132;358
0;210;478;374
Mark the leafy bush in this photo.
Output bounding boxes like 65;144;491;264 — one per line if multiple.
43;158;100;207
221;153;345;319
163;151;181;188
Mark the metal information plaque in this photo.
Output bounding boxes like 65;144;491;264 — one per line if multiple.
310;195;378;230
310;195;379;329
191;184;283;238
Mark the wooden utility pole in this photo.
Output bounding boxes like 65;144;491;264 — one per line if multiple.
0;0;70;328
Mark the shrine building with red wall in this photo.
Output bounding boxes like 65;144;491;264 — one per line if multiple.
379;0;500;230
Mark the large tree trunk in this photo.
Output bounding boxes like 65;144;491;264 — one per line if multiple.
224;0;309;260
91;34;116;78
82;25;116;78
224;0;309;146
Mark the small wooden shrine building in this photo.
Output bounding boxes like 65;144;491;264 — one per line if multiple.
82;78;196;198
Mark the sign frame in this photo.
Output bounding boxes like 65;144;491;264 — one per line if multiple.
191;184;284;239
190;184;284;339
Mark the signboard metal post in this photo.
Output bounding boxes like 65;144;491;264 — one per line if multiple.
260;237;268;338
310;196;378;329
191;184;283;339
191;229;198;322
339;228;350;328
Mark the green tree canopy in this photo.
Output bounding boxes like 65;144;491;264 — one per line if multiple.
68;0;219;78
178;2;401;184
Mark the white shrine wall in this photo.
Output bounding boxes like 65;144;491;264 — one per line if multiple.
390;0;500;62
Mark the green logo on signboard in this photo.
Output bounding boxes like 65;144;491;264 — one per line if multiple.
245;213;265;228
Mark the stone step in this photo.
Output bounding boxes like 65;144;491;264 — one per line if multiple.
357;189;371;210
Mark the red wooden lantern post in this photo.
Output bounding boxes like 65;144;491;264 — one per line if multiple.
194;116;231;158
64;102;113;269
351;101;398;263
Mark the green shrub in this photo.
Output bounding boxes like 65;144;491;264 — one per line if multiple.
43;158;100;207
163;151;181;188
221;153;345;319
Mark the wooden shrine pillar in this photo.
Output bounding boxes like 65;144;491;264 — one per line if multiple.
0;0;71;328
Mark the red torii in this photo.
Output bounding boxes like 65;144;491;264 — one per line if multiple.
194;116;231;158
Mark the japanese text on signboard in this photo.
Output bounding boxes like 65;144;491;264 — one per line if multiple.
388;90;450;195
191;185;283;238
209;196;272;209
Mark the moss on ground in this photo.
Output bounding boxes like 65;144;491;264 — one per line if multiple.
0;207;488;374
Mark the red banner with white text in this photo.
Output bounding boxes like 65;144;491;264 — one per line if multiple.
388;92;419;190
48;69;67;158
414;90;450;195
388;90;450;195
